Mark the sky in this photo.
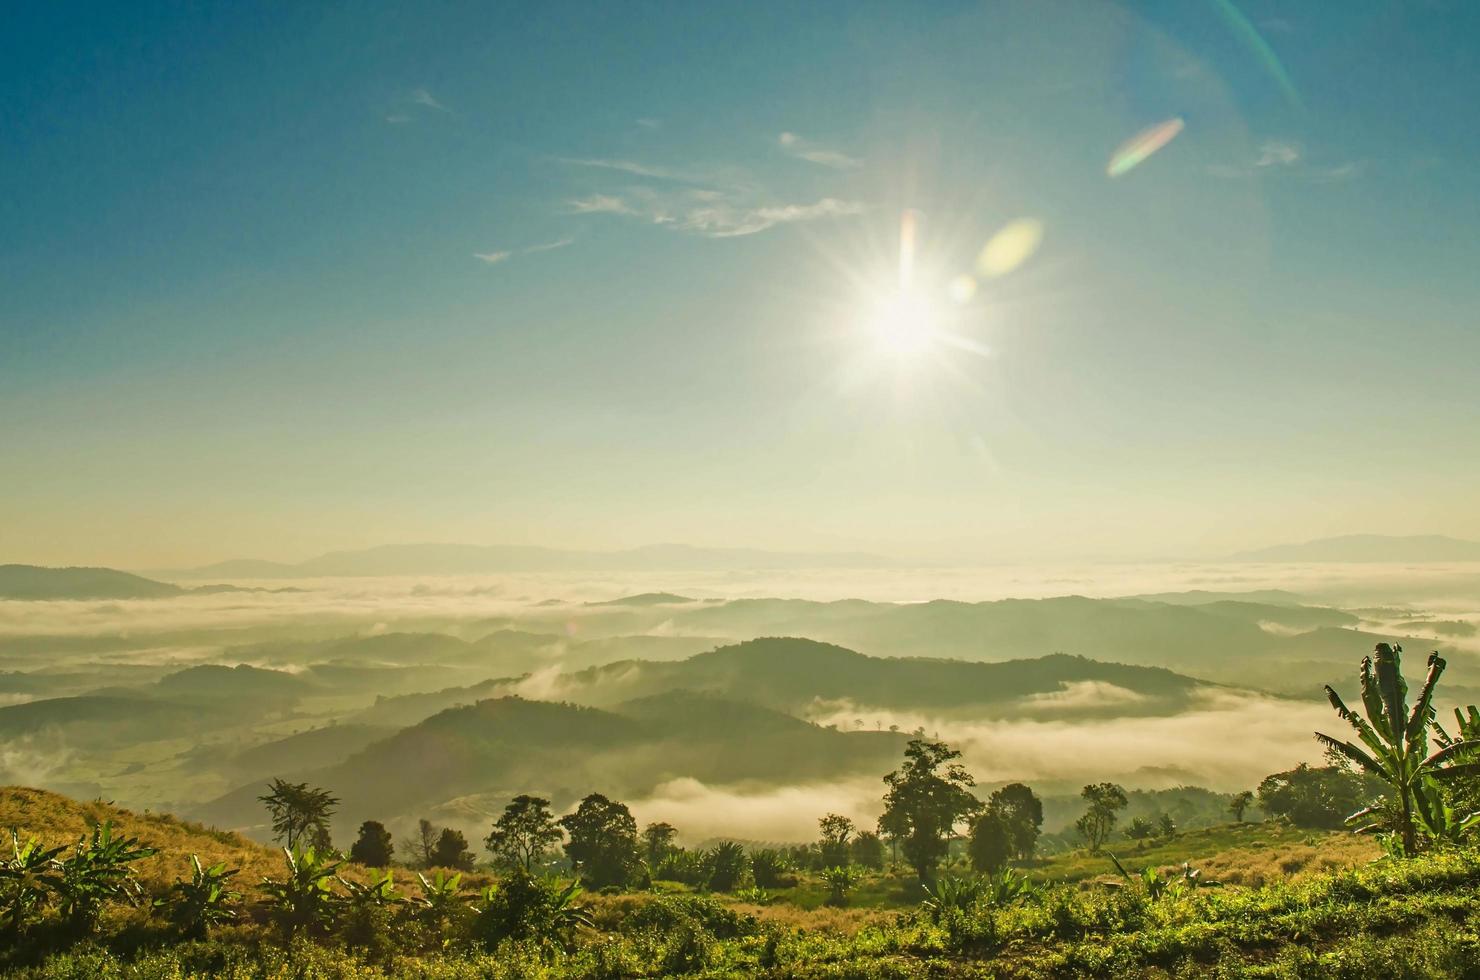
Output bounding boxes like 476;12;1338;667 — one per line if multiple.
3;0;1480;568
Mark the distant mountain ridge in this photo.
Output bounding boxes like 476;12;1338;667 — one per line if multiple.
0;564;297;600
162;542;891;578
1233;534;1480;563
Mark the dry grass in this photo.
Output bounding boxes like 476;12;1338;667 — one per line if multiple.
1192;832;1381;887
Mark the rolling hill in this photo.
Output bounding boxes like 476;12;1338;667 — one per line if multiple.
1233;534;1480;563
0;564;186;600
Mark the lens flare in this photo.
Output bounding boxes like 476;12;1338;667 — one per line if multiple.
1107;117;1185;178
977;218;1044;278
948;275;977;304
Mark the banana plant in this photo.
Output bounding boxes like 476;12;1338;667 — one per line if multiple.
412;869;464;947
1316;643;1480;856
166;855;241;939
0;830;64;935
259;847;342;940
53;821;158;934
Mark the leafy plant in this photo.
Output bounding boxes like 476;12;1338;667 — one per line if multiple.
704;841;748;892
473;869;592;952
749;848;794;888
821;865;861;907
412;869;465;947
52;821;157;934
165;855;240;939
1317;643;1480;855
259;847;342;940
338;869;402;954
920;873;985;922
0;831;63;936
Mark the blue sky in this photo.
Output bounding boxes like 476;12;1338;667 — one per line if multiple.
3;1;1479;566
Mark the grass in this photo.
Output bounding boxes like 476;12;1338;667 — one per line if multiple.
1027;821;1381;887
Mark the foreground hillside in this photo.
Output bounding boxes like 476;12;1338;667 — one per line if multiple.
7;832;1480;976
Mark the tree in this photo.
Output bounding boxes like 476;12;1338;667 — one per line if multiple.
429;828;475;871
410;819;438;868
1074;783;1128;852
851;830;884;870
348;821;393;867
818;813;855;867
641;822;678;867
968;810;1012;873
1157;813;1177;838
486;795;562;871
1123;816;1155;841
1257;763;1377;830
1229;791;1254;823
559;794;639;889
985;783;1043;860
1317;643;1480;856
258;779;338;852
879;739;981;882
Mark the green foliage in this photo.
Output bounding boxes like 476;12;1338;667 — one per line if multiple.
1318;643;1480;855
880;738;980;881
968;809;1012;873
257;779;338;853
1259;762;1379;829
472;869;591;952
703;841;748;892
1123;815;1156;840
748;848;794;888
820;865;861;906
986;782;1043;859
817;812;854;867
1;831;63;935
1229;789;1255;822
164;855;239;939
336;869;402;954
484;795;561;871
1075;782;1128;852
413;870;467;947
560;793;640;889
348;820;394;868
850;830;884;870
640;821;678;867
258;847;341;940
52;821;157;934
429;829;475;871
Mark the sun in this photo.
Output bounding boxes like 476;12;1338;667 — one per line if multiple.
868;289;939;356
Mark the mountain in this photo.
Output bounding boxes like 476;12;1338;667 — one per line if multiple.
0;564;185;600
197;691;907;839
165;542;889;578
358;638;1215;729
1233;534;1480;563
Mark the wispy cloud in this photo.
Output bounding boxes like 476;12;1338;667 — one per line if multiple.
778;132;862;170
635;117;661;130
1208;139;1360;181
410;88;449;112
472;237;574;267
565;186;864;238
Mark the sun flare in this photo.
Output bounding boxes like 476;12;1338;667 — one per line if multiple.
868;290;939;356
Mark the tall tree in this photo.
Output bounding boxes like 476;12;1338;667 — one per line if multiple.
641;822;678;867
429;828;475;871
1317;643;1480;857
348;820;393;867
1229;791;1255;823
985;783;1043;860
968;810;1012;873
851;830;884;870
1074;782;1128;852
817;813;855;867
879;739;980;882
560;794;639;889
257;779;338;852
485;795;562;871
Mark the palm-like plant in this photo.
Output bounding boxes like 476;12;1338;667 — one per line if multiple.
53;821;157;933
166;855;241;939
0;831;63;935
1317;643;1480;856
259;847;342;940
821;865;861;907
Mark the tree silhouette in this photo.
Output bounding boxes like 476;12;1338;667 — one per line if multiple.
560;794;639;889
429;828;474;871
257;779;337;852
641;822;678;866
1229;790;1254;822
968;810;1012;873
1074;783;1127;852
817;813;855;867
485;795;562;871
879;739;980;882
348;820;393;867
985;782;1043;860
